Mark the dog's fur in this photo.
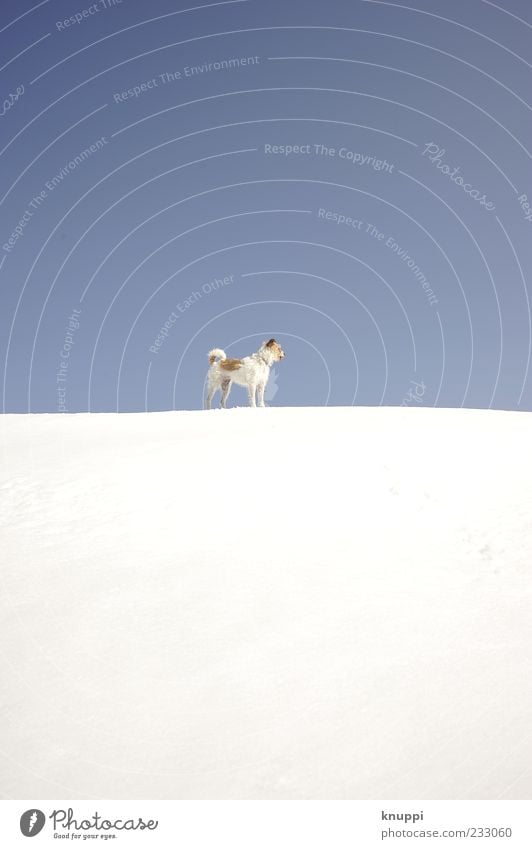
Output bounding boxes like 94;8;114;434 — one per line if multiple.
205;339;285;408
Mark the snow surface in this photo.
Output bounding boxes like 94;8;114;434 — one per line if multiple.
0;406;531;800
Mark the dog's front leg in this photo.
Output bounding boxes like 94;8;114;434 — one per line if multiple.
248;383;257;407
257;382;265;407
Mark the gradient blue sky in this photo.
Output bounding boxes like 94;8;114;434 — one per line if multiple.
1;0;531;412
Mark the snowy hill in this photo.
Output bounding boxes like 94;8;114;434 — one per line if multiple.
0;406;531;800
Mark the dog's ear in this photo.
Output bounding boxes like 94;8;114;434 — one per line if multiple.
265;338;277;348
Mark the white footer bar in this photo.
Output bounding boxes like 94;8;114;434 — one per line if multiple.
1;800;531;847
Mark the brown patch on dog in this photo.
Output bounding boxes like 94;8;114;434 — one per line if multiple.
220;358;243;371
208;353;217;364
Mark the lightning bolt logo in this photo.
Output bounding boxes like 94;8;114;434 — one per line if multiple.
28;812;38;833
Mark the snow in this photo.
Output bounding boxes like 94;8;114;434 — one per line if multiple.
0;406;531;800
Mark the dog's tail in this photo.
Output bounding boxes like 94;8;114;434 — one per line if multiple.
208;348;226;365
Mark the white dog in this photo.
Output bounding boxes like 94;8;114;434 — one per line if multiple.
205;338;285;409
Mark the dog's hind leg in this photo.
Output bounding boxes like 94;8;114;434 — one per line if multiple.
220;379;231;408
205;379;217;410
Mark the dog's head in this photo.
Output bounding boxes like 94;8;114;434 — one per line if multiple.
265;338;285;360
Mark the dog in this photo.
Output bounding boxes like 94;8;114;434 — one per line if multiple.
205;338;285;408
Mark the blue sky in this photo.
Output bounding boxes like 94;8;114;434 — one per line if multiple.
1;0;532;411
